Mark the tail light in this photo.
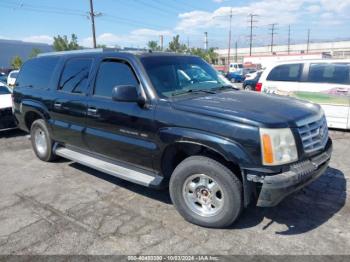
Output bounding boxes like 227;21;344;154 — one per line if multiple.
256;82;262;92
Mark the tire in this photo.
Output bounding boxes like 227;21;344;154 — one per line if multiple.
230;78;236;83
244;85;253;91
30;119;56;162
169;156;243;228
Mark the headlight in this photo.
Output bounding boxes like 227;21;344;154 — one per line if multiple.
260;128;298;166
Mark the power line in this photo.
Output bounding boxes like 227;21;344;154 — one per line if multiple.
248;14;258;56
269;23;278;53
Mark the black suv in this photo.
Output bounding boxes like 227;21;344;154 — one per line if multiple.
13;50;332;228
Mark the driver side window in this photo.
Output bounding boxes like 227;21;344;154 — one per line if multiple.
94;60;139;98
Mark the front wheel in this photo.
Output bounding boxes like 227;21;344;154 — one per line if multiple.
169;156;243;228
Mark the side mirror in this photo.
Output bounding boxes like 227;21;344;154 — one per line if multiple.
112;85;146;107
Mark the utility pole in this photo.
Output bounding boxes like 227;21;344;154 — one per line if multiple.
287;25;291;54
306;29;310;54
204;32;208;50
89;0;97;48
187;36;190;49
248;14;258;56
159;35;164;51
227;8;233;70
269;23;278;54
235;41;238;62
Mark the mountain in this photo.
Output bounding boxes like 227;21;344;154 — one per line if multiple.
0;39;52;69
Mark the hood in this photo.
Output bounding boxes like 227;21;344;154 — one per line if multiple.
0;94;13;109
172;91;321;128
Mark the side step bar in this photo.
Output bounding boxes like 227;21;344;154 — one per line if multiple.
54;147;163;188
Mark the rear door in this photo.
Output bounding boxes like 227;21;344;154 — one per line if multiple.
50;57;93;148
262;63;303;96
296;62;350;129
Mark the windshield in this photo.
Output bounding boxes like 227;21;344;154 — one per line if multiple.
10;72;18;78
141;56;232;98
0;86;11;95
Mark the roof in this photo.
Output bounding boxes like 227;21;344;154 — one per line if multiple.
37;48;195;59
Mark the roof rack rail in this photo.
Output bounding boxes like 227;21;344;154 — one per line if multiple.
37;47;148;57
38;48;119;57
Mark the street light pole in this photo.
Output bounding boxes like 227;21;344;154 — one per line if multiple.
227;8;232;71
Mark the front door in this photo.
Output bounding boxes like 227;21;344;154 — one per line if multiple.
85;59;157;170
50;57;93;148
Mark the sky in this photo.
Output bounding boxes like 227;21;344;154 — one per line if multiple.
1;0;350;49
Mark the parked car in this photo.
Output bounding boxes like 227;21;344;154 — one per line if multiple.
258;60;350;130
226;68;256;83
0;73;7;85
7;70;19;87
243;71;263;91
226;69;245;83
0;84;17;131
13;51;332;228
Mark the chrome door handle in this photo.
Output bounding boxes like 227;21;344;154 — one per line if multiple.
54;102;62;109
87;107;98;114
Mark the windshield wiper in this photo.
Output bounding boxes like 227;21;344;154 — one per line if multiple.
171;89;216;97
212;85;239;91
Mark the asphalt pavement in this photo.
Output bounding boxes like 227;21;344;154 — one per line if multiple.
0;129;348;255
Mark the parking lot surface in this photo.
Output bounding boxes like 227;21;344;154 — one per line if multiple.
0;130;349;255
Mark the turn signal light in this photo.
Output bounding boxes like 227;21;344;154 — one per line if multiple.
262;134;273;164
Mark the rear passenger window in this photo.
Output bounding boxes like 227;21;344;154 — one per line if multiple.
94;60;138;98
15;57;59;89
59;58;92;94
308;63;350;84
267;64;303;82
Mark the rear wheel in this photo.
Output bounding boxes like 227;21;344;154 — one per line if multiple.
230;78;236;83
244;85;253;91
30;119;56;162
169;156;243;228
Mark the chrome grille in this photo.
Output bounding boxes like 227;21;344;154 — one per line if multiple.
297;115;328;153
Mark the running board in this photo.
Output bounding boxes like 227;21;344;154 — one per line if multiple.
54;147;163;188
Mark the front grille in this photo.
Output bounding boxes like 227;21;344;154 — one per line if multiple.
297;115;328;154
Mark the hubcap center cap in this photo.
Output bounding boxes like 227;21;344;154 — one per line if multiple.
196;187;211;203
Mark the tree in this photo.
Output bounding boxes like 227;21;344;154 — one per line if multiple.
53;34;80;51
147;40;160;51
168;35;187;53
96;44;107;48
188;47;218;64
29;48;42;58
11;56;23;69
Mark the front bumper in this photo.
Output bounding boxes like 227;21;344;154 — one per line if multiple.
0;108;17;131
256;140;332;207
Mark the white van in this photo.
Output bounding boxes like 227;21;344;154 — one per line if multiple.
258;60;350;130
229;63;243;72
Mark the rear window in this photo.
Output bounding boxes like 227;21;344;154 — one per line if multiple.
307;63;350;84
58;58;92;94
267;64;303;82
15;57;59;89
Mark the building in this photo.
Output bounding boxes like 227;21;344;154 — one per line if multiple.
0;39;52;69
215;41;350;66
